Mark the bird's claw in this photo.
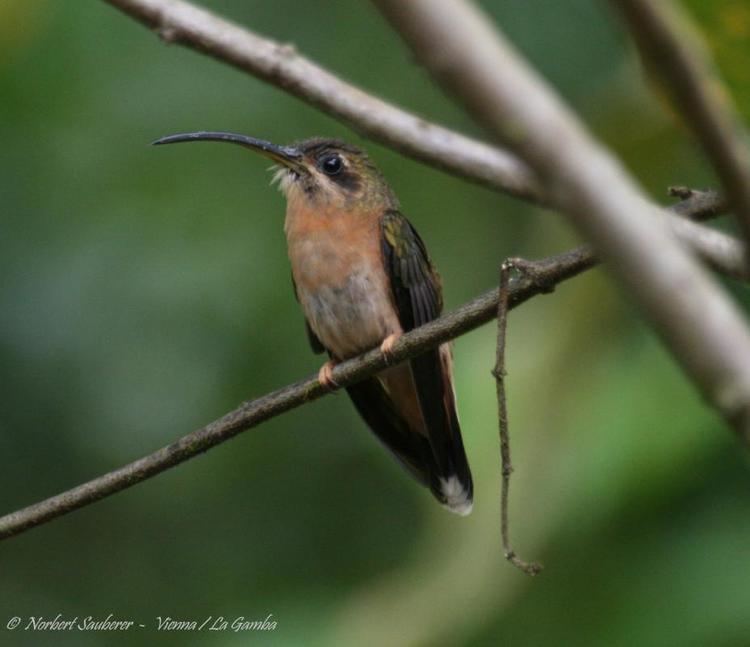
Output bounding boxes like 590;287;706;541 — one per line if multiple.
380;333;401;364
318;360;340;390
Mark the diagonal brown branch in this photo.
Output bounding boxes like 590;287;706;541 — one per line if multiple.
612;0;750;249
0;244;592;541
103;0;541;201
0;190;743;542
373;0;750;440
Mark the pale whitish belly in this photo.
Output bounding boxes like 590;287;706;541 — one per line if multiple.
299;267;399;359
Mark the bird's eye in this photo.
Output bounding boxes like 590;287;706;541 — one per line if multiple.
320;154;343;175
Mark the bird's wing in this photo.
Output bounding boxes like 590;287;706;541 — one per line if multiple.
377;210;473;513
381;210;443;330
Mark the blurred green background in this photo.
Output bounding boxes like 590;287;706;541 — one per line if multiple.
1;1;749;645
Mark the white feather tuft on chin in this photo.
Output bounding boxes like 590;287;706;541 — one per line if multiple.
269;165;296;195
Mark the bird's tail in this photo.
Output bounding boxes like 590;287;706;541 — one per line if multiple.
413;344;473;516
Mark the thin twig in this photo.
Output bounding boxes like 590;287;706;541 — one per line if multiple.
612;0;750;248
373;0;750;440
493;260;543;576
103;0;742;276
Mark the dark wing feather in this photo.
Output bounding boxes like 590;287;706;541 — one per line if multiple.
346;379;434;486
291;273;325;354
381;211;473;510
381;212;442;329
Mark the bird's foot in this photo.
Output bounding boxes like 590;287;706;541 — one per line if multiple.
318;360;340;390
380;332;401;364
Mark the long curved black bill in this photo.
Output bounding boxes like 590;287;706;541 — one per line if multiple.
152;131;303;169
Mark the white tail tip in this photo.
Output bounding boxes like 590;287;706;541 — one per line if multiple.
439;476;473;516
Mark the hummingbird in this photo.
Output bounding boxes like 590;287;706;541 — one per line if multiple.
153;131;473;515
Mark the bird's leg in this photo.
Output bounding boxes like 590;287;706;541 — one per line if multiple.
380;332;401;364
318;359;340;390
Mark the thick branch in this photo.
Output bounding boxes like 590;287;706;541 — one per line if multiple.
373;0;750;438
613;0;750;247
104;0;742;278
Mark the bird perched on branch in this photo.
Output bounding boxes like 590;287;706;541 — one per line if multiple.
154;131;473;515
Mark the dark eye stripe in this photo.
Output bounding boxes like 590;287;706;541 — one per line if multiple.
330;170;361;192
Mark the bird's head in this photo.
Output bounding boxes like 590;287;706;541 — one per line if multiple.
153;132;398;212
